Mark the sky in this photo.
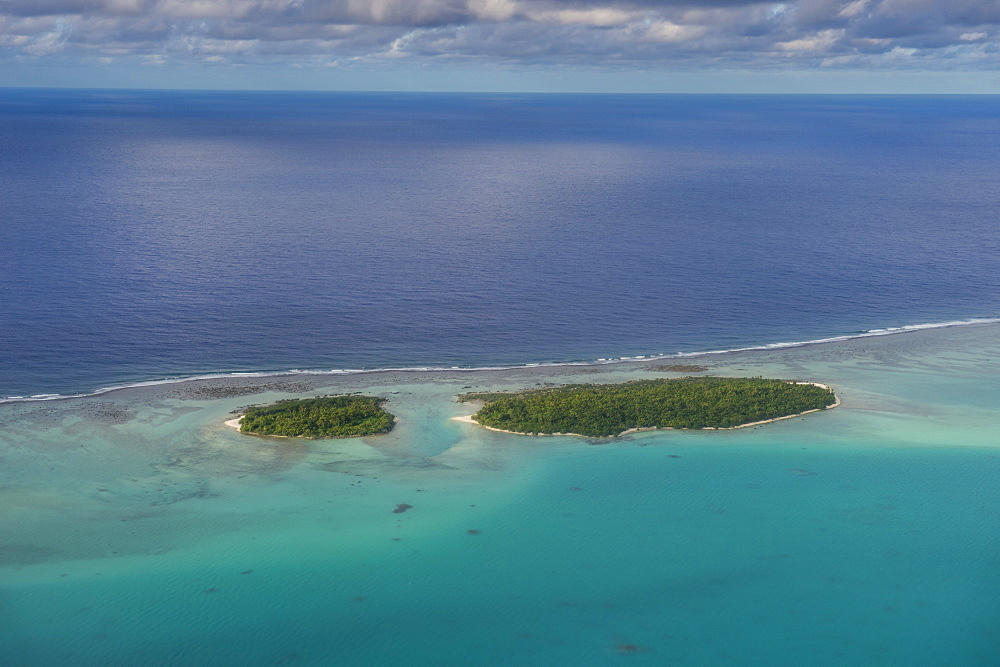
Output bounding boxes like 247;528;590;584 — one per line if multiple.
0;0;998;92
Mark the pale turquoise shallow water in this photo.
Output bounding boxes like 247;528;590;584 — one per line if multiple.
1;324;998;665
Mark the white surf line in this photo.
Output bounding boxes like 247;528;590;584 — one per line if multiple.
7;315;995;404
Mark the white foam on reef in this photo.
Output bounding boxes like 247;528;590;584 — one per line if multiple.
3;317;998;404
670;317;1000;359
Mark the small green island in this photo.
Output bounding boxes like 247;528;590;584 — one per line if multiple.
234;395;395;438
456;377;837;437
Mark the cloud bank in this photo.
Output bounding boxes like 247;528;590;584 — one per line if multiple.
1;0;998;73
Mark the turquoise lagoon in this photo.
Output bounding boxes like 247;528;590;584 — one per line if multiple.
1;323;998;665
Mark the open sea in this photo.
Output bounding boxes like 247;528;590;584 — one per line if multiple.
1;90;998;665
2;90;999;398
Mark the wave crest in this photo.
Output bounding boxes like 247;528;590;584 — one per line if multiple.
3;317;997;404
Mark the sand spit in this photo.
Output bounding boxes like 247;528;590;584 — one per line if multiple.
452;382;840;438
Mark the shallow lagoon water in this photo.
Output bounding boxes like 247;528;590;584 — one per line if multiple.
2;324;998;665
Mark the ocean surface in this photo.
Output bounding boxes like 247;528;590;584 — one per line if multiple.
1;90;999;398
1;324;998;665
1;91;999;665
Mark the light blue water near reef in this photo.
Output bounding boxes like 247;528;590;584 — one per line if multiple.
1;92;999;664
1;325;998;664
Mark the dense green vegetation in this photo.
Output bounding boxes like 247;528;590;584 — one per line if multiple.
240;395;394;438
459;377;836;437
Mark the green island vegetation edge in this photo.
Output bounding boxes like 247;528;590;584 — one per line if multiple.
239;395;395;438
457;377;837;437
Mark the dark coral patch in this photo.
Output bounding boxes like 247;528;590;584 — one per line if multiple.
615;644;649;653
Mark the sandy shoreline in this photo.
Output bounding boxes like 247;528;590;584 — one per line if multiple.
451;382;840;437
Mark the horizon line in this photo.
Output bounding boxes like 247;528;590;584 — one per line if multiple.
3;85;1000;96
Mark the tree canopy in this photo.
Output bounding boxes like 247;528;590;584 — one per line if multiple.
458;377;836;437
240;395;394;438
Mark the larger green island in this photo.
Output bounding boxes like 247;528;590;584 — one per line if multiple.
456;377;837;437
235;395;395;438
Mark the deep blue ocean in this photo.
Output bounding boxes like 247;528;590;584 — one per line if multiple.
2;90;999;397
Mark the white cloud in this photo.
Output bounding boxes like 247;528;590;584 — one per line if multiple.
1;0;999;72
528;8;636;27
382;33;413;57
838;0;870;18
23;18;70;55
0;34;32;47
468;0;517;21
821;53;859;65
777;29;844;51
638;19;705;43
